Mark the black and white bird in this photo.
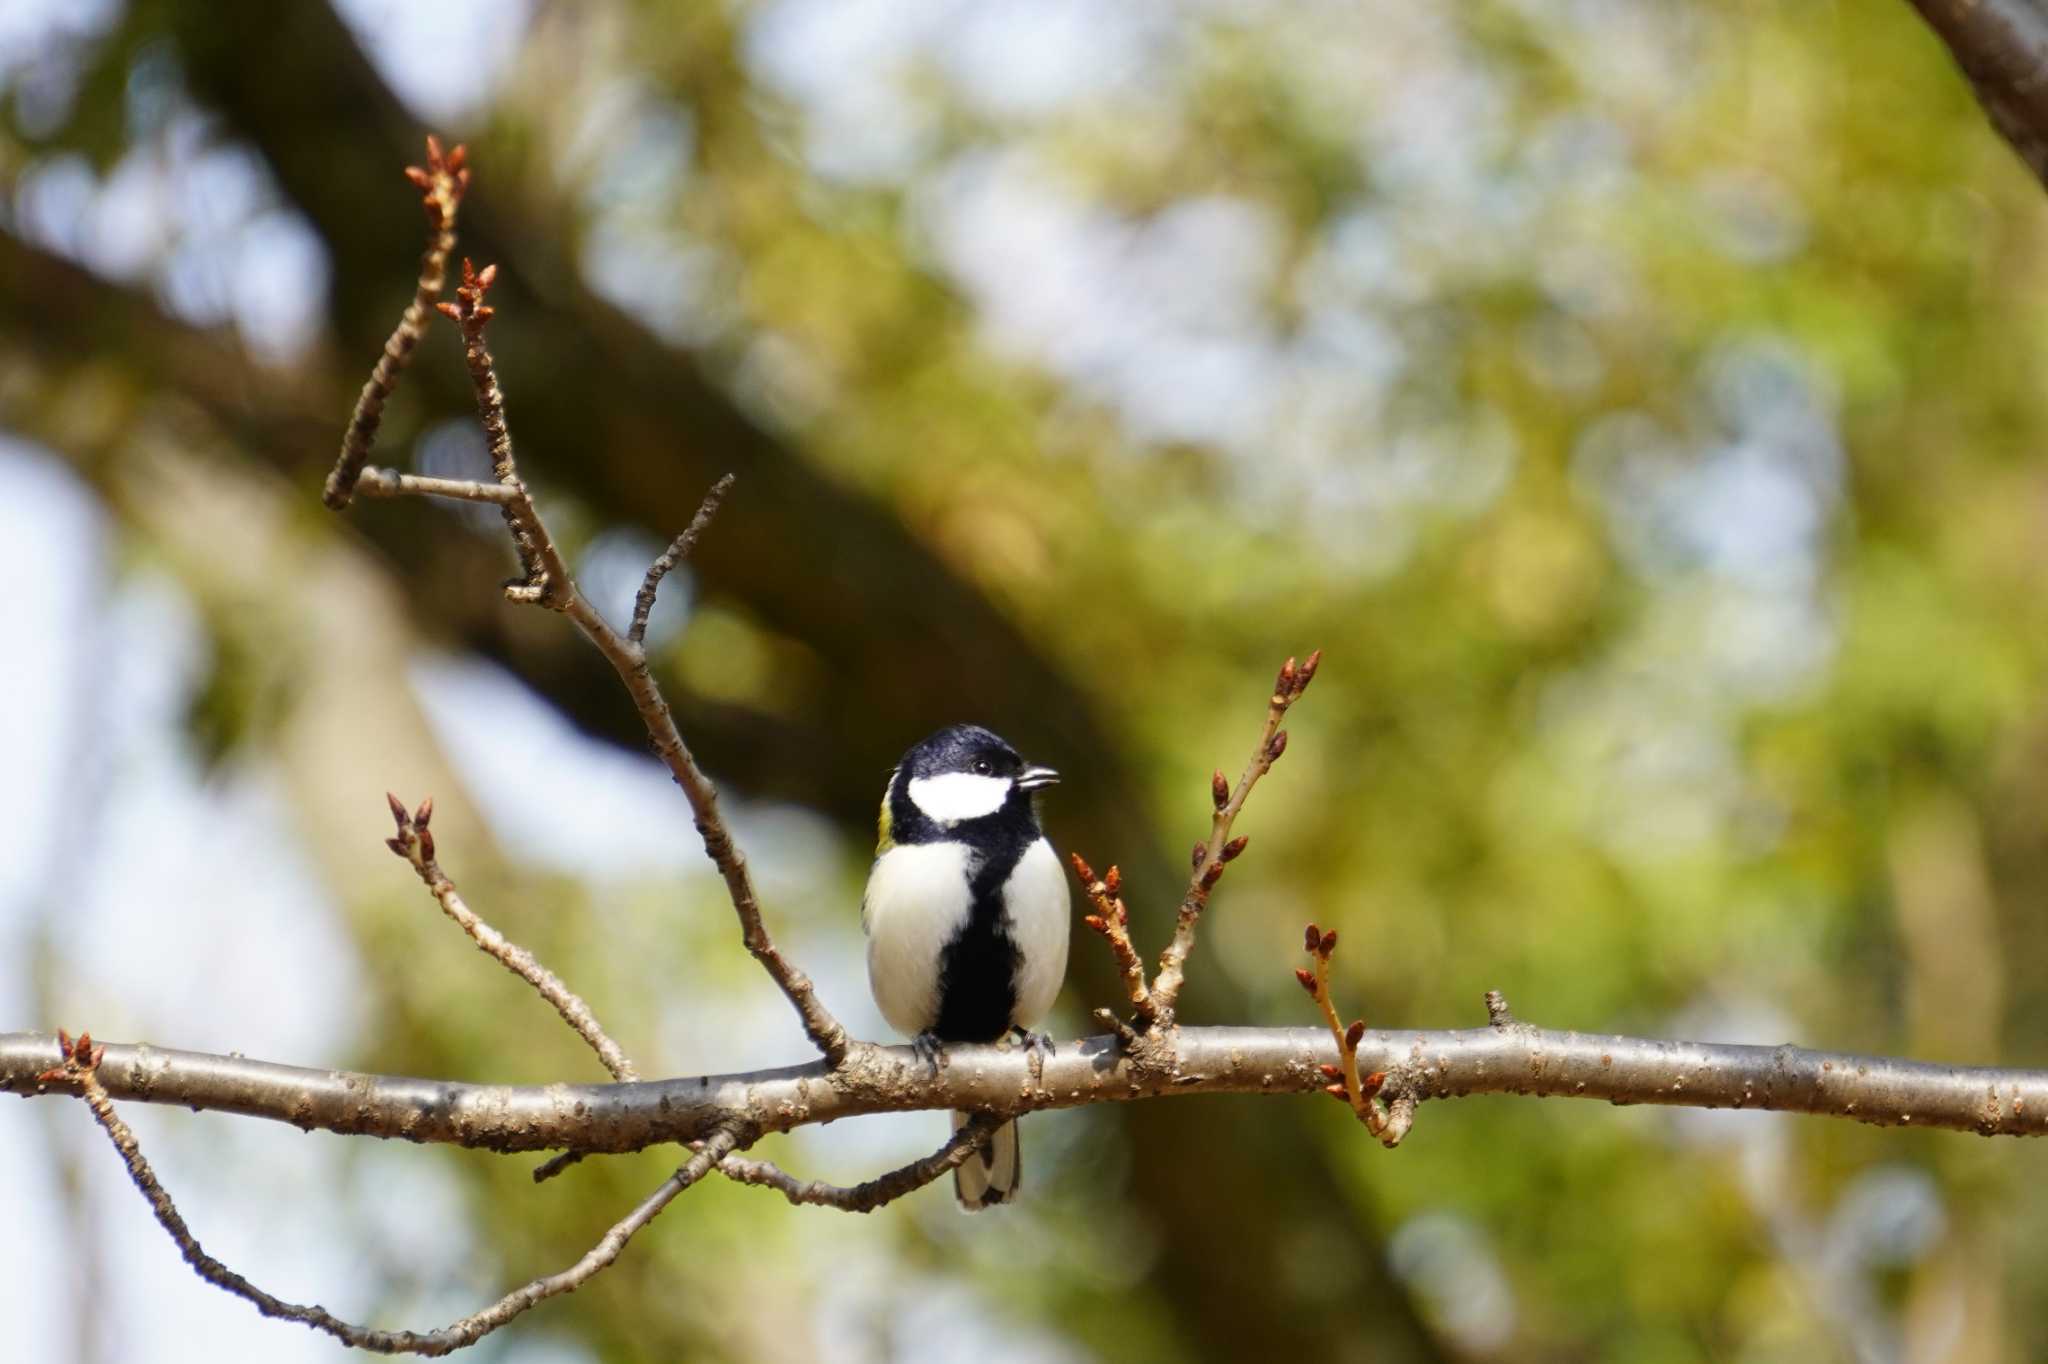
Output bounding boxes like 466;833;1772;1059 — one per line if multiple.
862;724;1070;1210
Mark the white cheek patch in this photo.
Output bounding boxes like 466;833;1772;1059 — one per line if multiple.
906;772;1010;825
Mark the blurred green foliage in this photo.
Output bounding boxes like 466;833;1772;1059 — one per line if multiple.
9;0;2048;1360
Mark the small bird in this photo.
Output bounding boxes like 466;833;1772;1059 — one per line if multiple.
863;724;1070;1209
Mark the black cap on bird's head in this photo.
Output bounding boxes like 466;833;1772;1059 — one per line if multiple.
886;724;1058;838
899;724;1057;788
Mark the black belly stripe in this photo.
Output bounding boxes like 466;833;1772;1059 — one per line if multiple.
932;828;1034;1042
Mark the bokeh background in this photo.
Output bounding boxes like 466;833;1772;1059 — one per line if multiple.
4;1;2048;1360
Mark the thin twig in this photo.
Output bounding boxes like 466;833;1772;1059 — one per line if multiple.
629;474;733;646
1295;925;1393;1143
437;259;558;598
324;135;468;511
1149;649;1318;1023
384;795;637;1084
43;1029;735;1356
381;795;832;1195
719;1115;1000;1213
355;468;520;505
1071;857;1155;1024
327;154;849;1065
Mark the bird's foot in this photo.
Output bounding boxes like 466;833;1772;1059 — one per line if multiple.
1006;1026;1054;1084
1004;1025;1055;1058
911;1030;948;1075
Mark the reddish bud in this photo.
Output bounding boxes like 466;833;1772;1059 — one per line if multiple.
1319;928;1338;956
1344;1019;1366;1050
1212;770;1229;809
1068;852;1096;884
1267;729;1289;762
1104;865;1122;896
1278;656;1297;695
88;1043;105;1069
1319;1063;1343;1080
425;133;444;165
1304;924;1322;954
1299;648;1322;690
386;837;408;857
414;796;434;828
1324;1083;1351;1101
1220;835;1249;862
1083;915;1106;932
1200;861;1226;890
455;167;471;194
404;165;432;189
1191;842;1206;869
1359;1071;1386;1098
418;826;436;862
477;262;498;290
387;791;409;827
435;301;461;320
1295;968;1317;994
57;1029;72;1054
446;143;468;172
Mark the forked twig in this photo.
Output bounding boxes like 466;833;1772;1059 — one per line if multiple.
336;146;848;1068
1077;649;1320;1032
40;1027;739;1356
325;136;468;511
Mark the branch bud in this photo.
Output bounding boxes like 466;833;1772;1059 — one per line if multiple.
1344;1019;1366;1050
1298;648;1322;691
1319;928;1338;956
1304;923;1322;954
1278;656;1297;696
1191;842;1206;869
1294;968;1317;995
1266;729;1288;762
1200;860;1226;890
1212;770;1230;809
1319;1064;1343;1080
1069;852;1096;884
1324;1083;1350;1101
1360;1071;1386;1098
414;796;434;828
1104;865;1122;897
386;791;409;828
1220;835;1249;862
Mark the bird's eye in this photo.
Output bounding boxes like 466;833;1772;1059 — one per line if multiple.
973;760;992;775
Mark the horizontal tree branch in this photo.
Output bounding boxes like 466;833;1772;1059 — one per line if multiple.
7;1024;2045;1153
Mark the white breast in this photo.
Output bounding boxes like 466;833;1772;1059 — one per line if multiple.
1005;837;1071;1028
863;841;978;1036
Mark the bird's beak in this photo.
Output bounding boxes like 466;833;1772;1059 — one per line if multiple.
1017;765;1060;791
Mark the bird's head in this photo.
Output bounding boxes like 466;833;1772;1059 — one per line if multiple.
891;724;1058;829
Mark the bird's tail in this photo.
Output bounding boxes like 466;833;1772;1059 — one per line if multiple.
952;1112;1019;1211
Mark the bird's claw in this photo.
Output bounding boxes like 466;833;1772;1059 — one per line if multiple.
1005;1026;1056;1058
911;1031;948;1075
